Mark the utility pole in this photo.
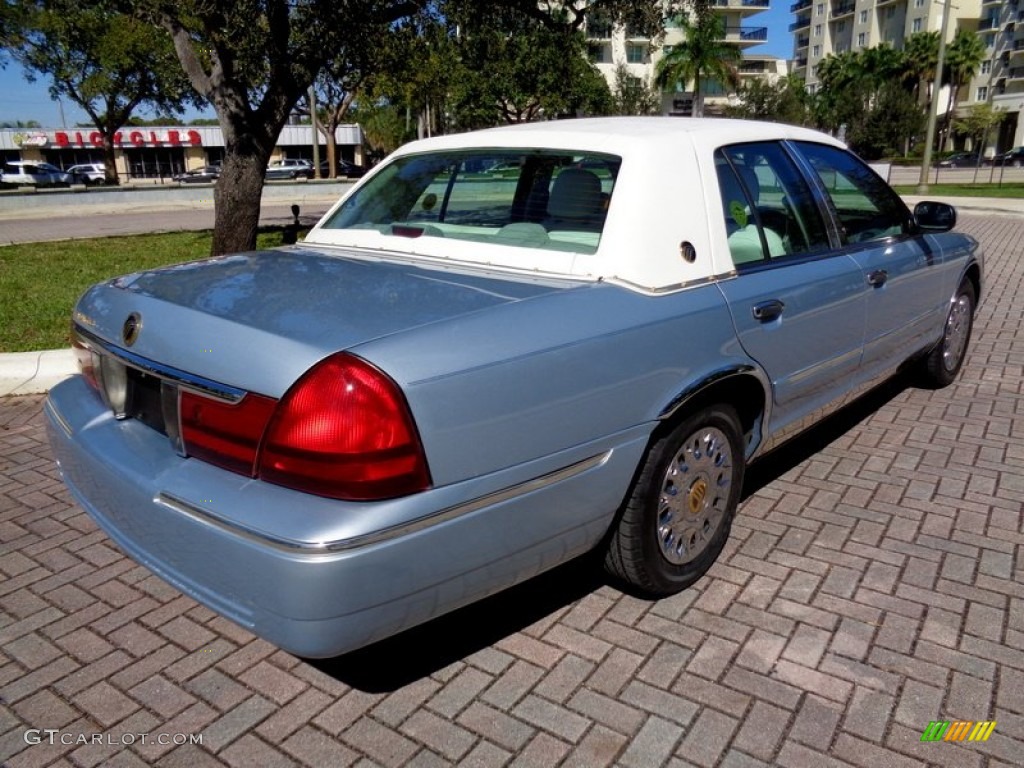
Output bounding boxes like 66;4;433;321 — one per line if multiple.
309;86;321;179
917;0;953;194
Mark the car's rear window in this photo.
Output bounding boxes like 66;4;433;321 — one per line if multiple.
321;149;621;255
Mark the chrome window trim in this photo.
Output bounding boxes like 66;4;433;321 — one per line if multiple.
155;450;613;555
74;324;246;403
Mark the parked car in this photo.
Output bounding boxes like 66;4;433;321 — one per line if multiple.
1;161;72;186
47;118;981;658
66;163;108;185
318;159;366;178
936;152;979;168
265;158;314;180
173;166;221;184
988;146;1024;167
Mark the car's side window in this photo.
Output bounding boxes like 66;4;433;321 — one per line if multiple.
716;142;831;268
794;142;912;245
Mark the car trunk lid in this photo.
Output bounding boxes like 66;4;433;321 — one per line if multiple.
73;245;575;398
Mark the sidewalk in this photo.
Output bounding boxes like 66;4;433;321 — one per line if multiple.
2;211;1022;767
1;194;1020;396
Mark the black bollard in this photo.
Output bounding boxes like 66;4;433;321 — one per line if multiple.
282;204;301;245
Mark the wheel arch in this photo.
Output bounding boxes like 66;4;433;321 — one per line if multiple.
962;260;982;307
656;366;771;461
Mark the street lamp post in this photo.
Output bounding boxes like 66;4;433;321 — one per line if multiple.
917;0;953;194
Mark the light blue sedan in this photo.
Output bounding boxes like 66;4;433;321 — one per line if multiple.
46;118;981;657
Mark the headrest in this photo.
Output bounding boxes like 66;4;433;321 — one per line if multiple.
548;168;605;221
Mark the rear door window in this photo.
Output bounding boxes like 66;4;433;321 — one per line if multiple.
716;142;832;268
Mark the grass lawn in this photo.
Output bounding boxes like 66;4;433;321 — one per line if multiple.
0;229;296;353
892;182;1024;198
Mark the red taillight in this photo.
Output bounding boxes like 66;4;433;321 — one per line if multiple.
257;353;431;500
180;390;277;476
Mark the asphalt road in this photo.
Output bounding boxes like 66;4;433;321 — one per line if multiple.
0;200;337;246
1;213;1023;766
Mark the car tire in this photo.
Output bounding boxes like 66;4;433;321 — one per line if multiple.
922;280;975;388
1014;160;1022;168
604;405;744;596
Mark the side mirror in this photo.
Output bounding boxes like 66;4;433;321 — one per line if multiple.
913;201;956;233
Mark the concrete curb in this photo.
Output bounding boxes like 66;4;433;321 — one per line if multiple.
0;348;76;397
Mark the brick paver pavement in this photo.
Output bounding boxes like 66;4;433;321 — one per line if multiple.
1;213;1022;767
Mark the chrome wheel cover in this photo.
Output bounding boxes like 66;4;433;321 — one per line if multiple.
942;294;971;373
657;426;733;565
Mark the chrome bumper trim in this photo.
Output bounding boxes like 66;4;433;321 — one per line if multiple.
45;398;74;438
74;325;246;402
156;450;612;555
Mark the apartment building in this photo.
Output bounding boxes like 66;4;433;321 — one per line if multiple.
794;0;982;92
586;1;785;116
790;0;1024;151
973;0;1024;149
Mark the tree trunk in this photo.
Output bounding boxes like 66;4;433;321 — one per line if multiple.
212;149;271;255
100;132;120;185
325;121;339;179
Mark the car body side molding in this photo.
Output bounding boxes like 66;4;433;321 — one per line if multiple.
155;449;612;554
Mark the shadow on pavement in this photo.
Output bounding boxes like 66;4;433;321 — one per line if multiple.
314;373;913;692
742;372;911;499
309;552;606;693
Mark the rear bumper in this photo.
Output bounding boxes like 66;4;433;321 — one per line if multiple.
46;376;647;657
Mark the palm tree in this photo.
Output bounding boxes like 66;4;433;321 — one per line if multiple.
942;28;986;151
654;13;740;118
902;31;940;106
859;44;906;92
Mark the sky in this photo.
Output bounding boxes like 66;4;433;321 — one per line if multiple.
0;5;793;128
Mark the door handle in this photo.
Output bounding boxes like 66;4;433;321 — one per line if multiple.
867;269;888;287
751;299;785;322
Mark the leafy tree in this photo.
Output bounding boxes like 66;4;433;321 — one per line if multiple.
6;0;195;185
813;44;927;158
845;81;924;159
942;28;985;151
126;114;185;126
655;13;739;118
355;101;416;159
464;0;695;38
726;73;810;125
610;63;660;116
363;5;613;134
309;12;397;178
467;26;609;122
953;103;1005;161
138;0;430;255
110;0;706;255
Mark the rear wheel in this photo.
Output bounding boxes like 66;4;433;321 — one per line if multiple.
604;405;744;596
922;280;975;388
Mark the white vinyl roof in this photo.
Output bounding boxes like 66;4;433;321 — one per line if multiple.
306;117;847;291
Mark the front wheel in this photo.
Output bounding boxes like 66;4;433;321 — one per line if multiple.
604;405;744;596
921;280;975;388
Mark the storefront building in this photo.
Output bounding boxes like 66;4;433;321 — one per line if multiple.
0;123;364;179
